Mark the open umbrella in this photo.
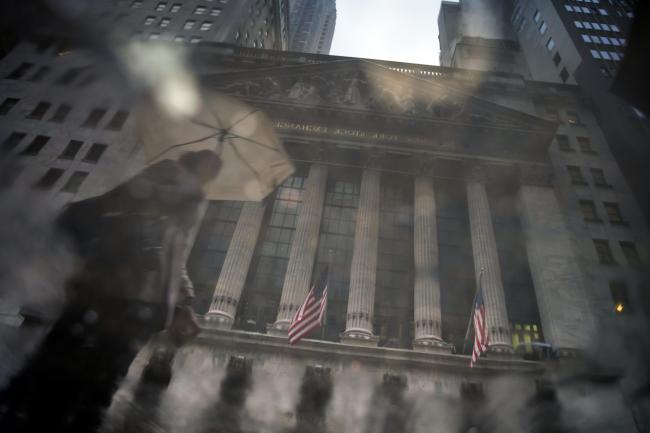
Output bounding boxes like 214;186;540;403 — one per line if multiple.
137;91;294;201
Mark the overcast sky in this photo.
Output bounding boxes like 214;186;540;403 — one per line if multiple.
329;0;453;66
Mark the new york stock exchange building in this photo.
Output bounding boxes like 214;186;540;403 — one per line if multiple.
102;44;650;433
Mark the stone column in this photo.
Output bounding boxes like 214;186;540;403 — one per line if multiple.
517;169;595;356
412;175;450;352
268;164;328;335
466;170;512;354
341;168;380;346
205;201;265;329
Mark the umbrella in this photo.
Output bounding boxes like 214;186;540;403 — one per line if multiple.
137;91;294;201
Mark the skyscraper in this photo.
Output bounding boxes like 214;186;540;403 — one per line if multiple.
289;0;337;54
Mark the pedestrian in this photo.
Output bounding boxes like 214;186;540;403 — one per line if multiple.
0;149;222;433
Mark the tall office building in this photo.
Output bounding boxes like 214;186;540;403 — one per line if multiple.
288;0;337;54
440;0;650;223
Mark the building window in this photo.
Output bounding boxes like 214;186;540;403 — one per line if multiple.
591;49;602;59
2;132;27;152
131;0;143;7
82;108;107;128
5;62;33;79
590;168;611;188
186;201;243;312
20;135;50;156
26;101;51;120
579;200;600;222
556;134;572;151
620;242;642;268
566;111;581;125
144;16;156;25
375;177;414;349
577;136;596;154
159;17;171;27
598;8;608;15
174;36;185;42
210;7;222;16
0;97;19;115
567;165;587;185
559;67;569;83
184;20;196;29
149;33;160;40
545;38;555;52
194;6;206;14
200;21;213;31
236;174;307;333
603;202;625;225
593;239;616;265
83;143;108;163
34;168;64;189
609;282;629;314
582;34;592;43
574;20;583;28
155;2;167;12
28;65;51;82
600;51;611;60
611;24;620;32
59;140;83;160
553;52;562;66
534;10;541;22
50;104;72;123
539;21;548;35
56;67;85;86
61;171;88;193
190;37;202;44
170;3;181;12
105;110;129;130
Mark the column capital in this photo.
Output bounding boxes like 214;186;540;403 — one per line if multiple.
518;165;554;187
462;161;488;183
412;154;436;177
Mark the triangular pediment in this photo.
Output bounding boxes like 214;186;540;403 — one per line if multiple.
203;59;554;133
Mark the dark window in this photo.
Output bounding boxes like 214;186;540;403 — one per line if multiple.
27;102;51;120
61;171;88;193
59;140;83;160
620;242;642;268
6;62;33;79
577;136;596;154
105;110;129;130
236;174;307;333
0;98;19;115
56;67;85;85
566;111;581;125
34;168;64;189
556;134;572;151
609;282;629;314
187;201;243;312
82;108;107;128
604;202;625;225
83;143;107;163
553;52;562;66
50;104;72;123
593;239;616;265
590;168;611;188
28;65;51;82
579;200;600;222
567;165;587;184
375;176;414;349
2;132;27;152
312;170;361;342
20;135;50;156
559;67;569;83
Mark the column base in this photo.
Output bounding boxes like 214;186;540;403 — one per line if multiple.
267;320;290;337
340;330;379;347
413;337;453;354
487;343;515;359
203;311;234;329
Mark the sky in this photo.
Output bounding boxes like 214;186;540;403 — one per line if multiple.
329;0;454;66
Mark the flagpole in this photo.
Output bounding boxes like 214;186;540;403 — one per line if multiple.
321;249;333;341
462;268;484;354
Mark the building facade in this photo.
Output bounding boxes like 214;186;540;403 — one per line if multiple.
288;0;337;54
96;45;646;431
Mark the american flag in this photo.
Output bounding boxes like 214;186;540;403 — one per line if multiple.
470;283;489;367
288;274;328;345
